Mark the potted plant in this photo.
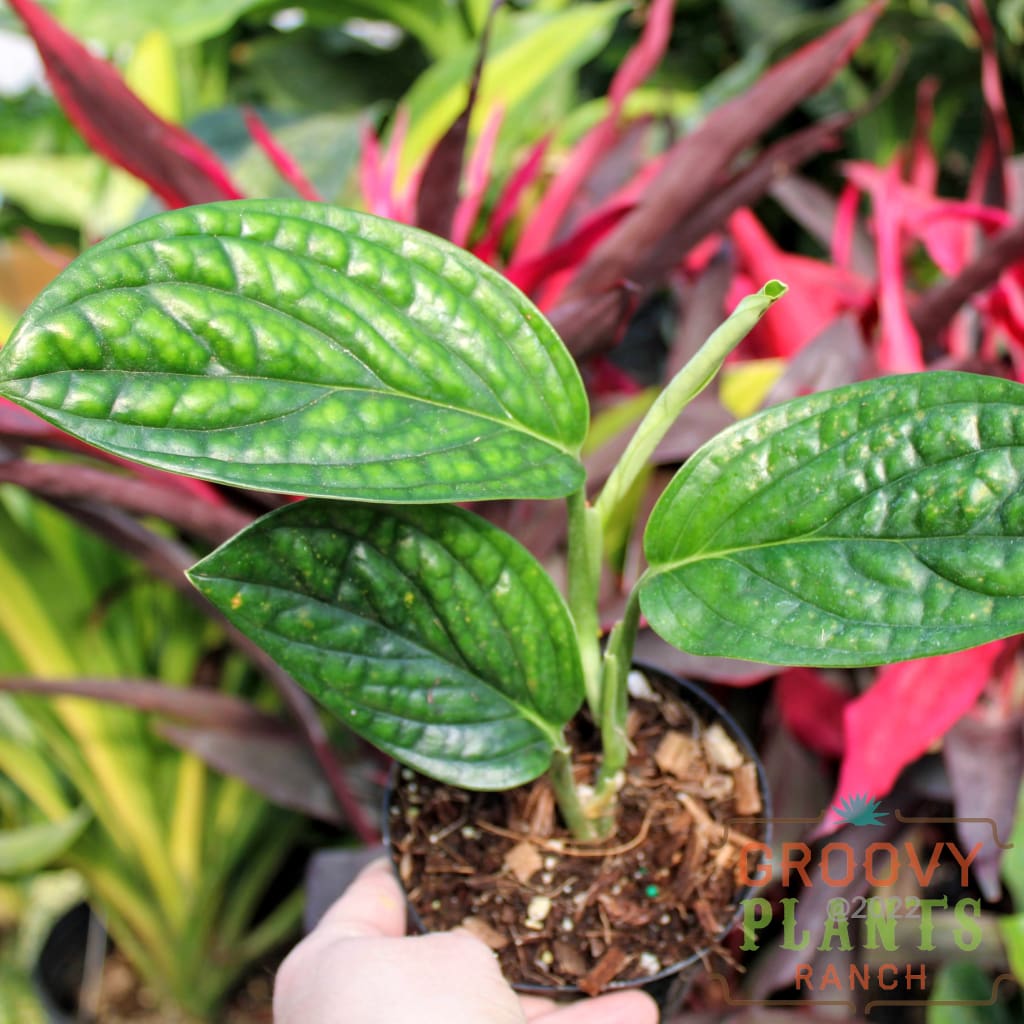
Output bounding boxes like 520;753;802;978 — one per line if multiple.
4;199;1024;1006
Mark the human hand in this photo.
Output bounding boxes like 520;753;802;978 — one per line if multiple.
273;857;660;1024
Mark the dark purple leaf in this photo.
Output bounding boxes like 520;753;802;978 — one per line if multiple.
770;174;877;278
664;250;735;379
761;315;872;408
632;629;776;686
911;216;1024;340
650;393;735;466
157;720;346;825
0;460;251;545
0;676;283;730
560;2;884;303
512;0;675;262
22;498;380;844
748;816;902;999
943;702;1024;901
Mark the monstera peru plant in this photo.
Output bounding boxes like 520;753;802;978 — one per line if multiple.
4;199;1024;986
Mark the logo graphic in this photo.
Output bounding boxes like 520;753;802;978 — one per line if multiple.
712;805;1015;1014
831;793;888;827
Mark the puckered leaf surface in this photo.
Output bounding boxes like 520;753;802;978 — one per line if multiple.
0;200;587;502
189;500;584;789
641;372;1024;666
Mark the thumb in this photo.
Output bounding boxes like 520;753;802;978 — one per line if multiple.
317;856;408;939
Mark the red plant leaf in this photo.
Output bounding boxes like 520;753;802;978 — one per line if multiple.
561;0;885;303
361;109;418;222
831;181;863;272
775;668;848;759
358;121;388;215
511;0;675;264
771;175;875;279
504;202;633;298
585;357;640;398
911;212;1024;343
826;642;1010;828
473;134;551;263
9;0;241;208
415;4;499;239
851;160;925;372
242;107;322;202
906;77;940;195
727;207;871;358
967;0;1014;205
450;107;504;248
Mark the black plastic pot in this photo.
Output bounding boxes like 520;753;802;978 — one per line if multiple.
383;664;773;1021
33;902;107;1024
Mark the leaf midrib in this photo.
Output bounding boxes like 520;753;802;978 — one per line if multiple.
4;366;581;461
648;531;1020;578
648;551;1015;655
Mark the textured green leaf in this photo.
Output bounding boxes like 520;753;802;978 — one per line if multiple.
189;500;584;789
0;805;91;875
0;200;587;502
641;372;1024;667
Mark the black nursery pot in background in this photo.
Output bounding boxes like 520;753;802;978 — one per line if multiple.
384;664;773;1021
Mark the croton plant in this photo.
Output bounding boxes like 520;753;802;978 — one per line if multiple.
3;200;1024;840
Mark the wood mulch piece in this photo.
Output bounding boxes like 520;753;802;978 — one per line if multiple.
388;673;766;994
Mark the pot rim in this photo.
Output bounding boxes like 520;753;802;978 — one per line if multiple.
382;661;773;998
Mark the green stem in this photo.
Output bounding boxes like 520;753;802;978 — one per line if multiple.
566;488;603;717
548;744;598;842
594;281;787;531
589;586;642;834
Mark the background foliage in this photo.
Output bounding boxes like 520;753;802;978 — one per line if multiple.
1;0;1024;1019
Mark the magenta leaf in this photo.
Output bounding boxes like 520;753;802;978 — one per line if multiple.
727;207;871;358
242;107;322;202
450;108;504;248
